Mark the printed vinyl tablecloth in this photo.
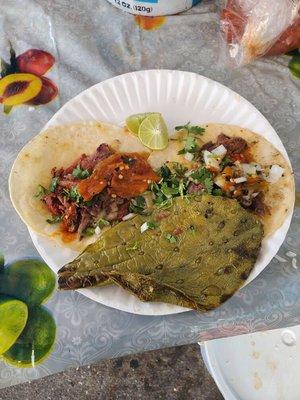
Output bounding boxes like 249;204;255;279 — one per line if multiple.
0;0;299;388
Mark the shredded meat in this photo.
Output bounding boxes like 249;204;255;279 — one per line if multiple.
201;134;248;158
80;144;113;171
77;210;93;237
63;144;113;175
42;144;157;237
62;203;79;233
43;193;62;215
200;141;215;152
216;134;248;156
116;201;130;220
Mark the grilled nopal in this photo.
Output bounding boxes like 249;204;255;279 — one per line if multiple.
58;195;263;311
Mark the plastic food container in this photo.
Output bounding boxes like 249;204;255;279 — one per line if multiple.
106;0;201;16
200;325;300;400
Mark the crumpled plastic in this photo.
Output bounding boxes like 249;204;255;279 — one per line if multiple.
220;0;300;66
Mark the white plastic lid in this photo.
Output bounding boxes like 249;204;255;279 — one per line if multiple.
201;325;300;400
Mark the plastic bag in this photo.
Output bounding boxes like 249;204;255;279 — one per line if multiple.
220;0;300;66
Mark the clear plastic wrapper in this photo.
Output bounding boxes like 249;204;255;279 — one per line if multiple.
220;0;300;66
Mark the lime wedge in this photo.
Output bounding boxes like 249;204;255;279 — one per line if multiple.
0;259;56;307
125;112;156;135
0;295;28;355
138;113;169;150
3;305;56;367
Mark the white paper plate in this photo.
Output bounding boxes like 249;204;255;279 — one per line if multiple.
201;325;300;400
28;70;293;315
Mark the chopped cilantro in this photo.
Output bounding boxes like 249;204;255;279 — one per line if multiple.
126;242;139;251
63;187;82;204
178;136;198;155
35;185;49;198
204;178;213;194
81;227;95;237
160;182;179;198
159;164;172;180
178;181;185;197
165;234;177;244
191;166;212;182
220;156;232;169
176;124;205;156
129;196;146;214
150;161;224;205
84;194;100;207
172;163;188;178
175;123;205;136
212;188;223;196
46;215;62;224
147;221;158;230
152;164;188;206
81;218;110;237
191;167;214;195
72;165;90;179
155;198;173;209
95;218;110;228
49;177;59;192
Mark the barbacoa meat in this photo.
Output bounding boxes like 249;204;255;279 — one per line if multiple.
201;134;248;157
216;134;248;156
41;144;158;239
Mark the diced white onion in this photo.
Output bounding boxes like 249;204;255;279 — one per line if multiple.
122;213;135;221
240;163;257;176
252;192;259;198
267;165;285;183
211;144;227;157
233;177;247;184
254;164;262;172
203;150;220;170
184;170;193;177
95;226;101;235
203;150;212;164
214;174;226;188
184;152;194;162
140;222;149;233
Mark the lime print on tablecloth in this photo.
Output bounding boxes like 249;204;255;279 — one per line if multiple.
0;43;58;114
0;255;57;367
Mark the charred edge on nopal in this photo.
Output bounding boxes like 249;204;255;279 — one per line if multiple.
58;272;107;289
240;267;253;280
220;293;232;304
233;245;259;260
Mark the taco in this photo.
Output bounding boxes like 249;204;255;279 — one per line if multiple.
9;122;161;250
9;121;294;253
149;123;295;237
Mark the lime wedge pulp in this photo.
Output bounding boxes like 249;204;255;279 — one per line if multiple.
0;295;28;355
138;113;169;150
125;112;156;135
3;305;56;367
